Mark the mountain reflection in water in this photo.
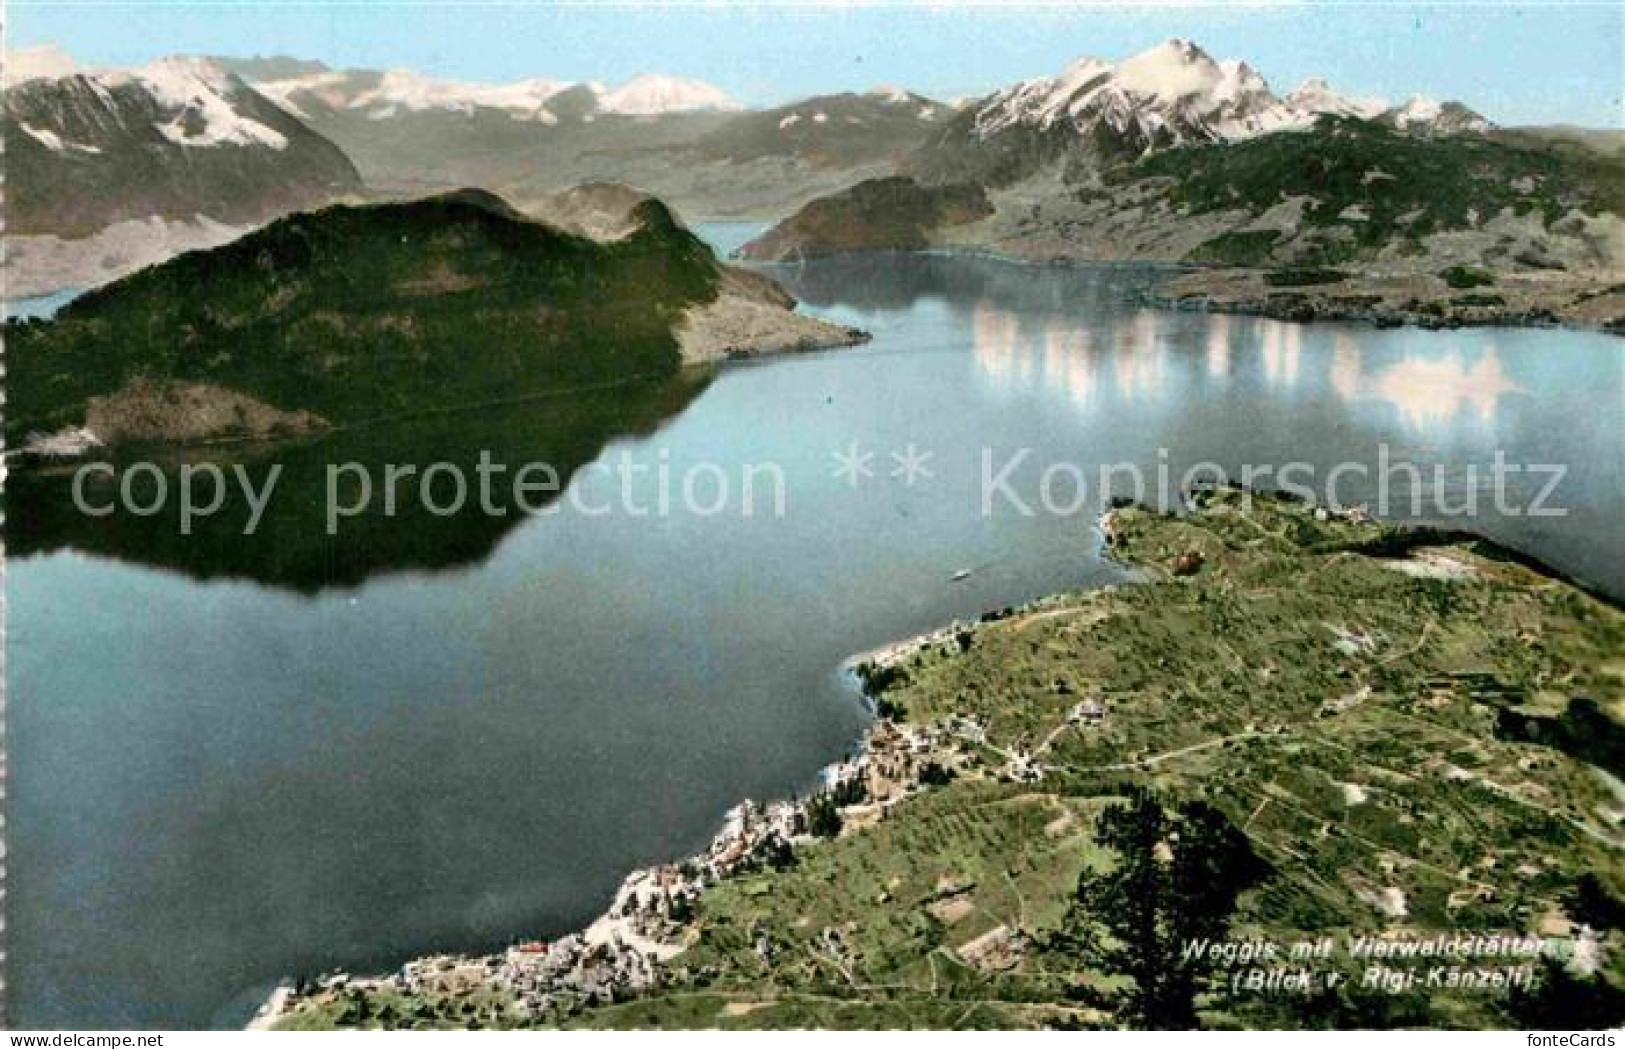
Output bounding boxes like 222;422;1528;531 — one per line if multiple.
6;372;711;593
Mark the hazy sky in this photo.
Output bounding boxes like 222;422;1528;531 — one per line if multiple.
9;1;1623;126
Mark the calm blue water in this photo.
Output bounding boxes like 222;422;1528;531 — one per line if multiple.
7;230;1622;1027
4;288;81;319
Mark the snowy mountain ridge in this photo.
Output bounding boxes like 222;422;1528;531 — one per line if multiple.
6;42;1489;138
2;53;360;235
970;38;1489;147
255;65;741;120
5;55;295;150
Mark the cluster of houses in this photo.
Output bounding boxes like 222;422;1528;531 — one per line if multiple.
496;929;663;1016
270;713;981;1026
488;796;815;1017
494;716;976;1016
863;718;956;804
398;956;500;998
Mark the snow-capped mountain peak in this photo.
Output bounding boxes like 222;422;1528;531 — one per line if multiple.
1284;77;1388;120
1112;38;1223;101
973;39;1294;145
970;39;1490;151
97;57;291;149
355;68;572;119
1383;94;1492;134
251;70;358;119
1215;59;1265;99
1394;94;1443;121
3;53;360;237
867;84;912;104
594;74;740;115
130;55;233;88
970;55;1109;134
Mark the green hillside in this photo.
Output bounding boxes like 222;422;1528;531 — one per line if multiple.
1131;118;1625;265
737;177;992;261
274;489;1625;1030
4;189;721;443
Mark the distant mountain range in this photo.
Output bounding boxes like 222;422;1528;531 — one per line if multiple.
231;64;955;221
976;39;1491;141
2;52;960;293
741;40;1624;282
7;39;1618;298
247;65;742;122
907;39;1491;188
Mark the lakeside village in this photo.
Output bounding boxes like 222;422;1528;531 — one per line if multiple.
264;615;1594;1027
260;647;987;1026
255;499;1358;1028
260;602;1133;1029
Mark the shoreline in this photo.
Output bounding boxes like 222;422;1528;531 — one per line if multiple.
252;693;973;1029
257;537;1117;1027
252;490;1624;1029
250;670;922;1029
742;244;1624;337
7;316;867;466
1143;266;1625;337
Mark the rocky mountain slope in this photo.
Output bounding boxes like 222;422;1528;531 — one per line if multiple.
4;187;861;449
904;39;1491;189
749;115;1623;268
684;89;953;169
2;57;361;235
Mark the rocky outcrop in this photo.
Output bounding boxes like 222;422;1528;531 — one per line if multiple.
524;181;674;241
676;266;869;362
